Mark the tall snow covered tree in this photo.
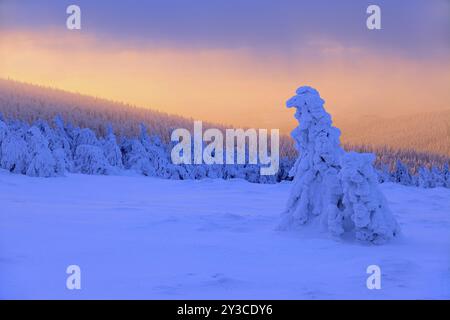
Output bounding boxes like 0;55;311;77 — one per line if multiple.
279;86;344;229
280;86;399;243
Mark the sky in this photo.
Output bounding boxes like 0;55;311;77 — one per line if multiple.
0;0;449;131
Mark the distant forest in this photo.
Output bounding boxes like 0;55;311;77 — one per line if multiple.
0;78;448;188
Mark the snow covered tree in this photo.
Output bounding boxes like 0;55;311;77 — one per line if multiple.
168;163;189;180
74;144;112;175
443;163;450;188
74;128;100;147
0;118;11;168
102;124;123;168
203;164;222;179
32;119;68;175
279;86;344;229
393;160;412;185
340;152;400;244
72;127;112;174
277;157;294;182
25;126;59;177
189;165;208;180
52;115;74;172
411;172;419;187
139;124;176;178
0;131;28;174
0;118;8;146
121;138;155;176
280;86;399;244
418;166;433;188
376;164;392;183
431;166;445;187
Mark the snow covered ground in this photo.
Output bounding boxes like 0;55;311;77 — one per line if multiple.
0;169;449;299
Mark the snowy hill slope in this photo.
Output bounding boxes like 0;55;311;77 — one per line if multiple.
0;78;195;139
0;170;449;299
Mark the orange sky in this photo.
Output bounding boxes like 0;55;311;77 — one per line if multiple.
1;30;449;133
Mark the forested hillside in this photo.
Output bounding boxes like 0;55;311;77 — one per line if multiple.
0;78;448;187
336;111;450;157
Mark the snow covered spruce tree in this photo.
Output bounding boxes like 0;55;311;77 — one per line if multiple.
393;160;412;185
340;152;400;243
121;136;156;176
279;86;344;229
25;126;59;177
0;122;28;174
72;127;112;175
139;124;175;179
431;166;445;188
102;123;124;169
443;163;450;188
417;166;433;188
33;119;69;175
52;115;74;172
0;117;8;149
376;164;392;183
279;86;399;243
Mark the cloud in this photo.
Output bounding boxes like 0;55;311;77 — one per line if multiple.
1;0;448;59
0;29;449;133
